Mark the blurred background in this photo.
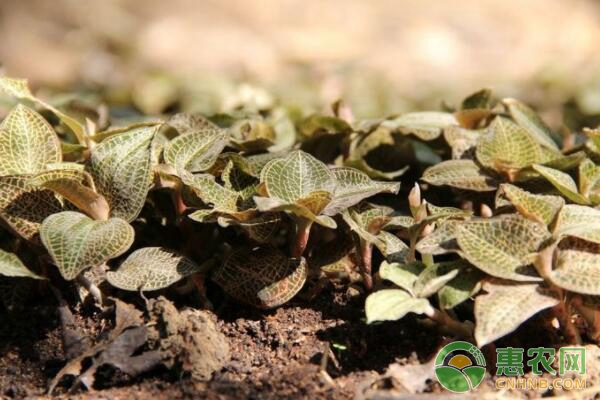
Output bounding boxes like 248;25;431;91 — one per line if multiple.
2;0;600;122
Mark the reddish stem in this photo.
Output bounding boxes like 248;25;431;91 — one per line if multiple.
291;218;313;259
359;239;373;291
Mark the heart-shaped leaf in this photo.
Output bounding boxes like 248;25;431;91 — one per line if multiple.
0;104;61;175
0;175;63;240
474;280;559;347
532;164;589;205
0;76;86;144
381;112;457;141
0;249;44;279
261;150;335;203
476;117;542;171
422;160;498;191
499;183;564;225
503;98;559;150
322;167;400;216
456;214;549;281
88;124;162;221
548;238;600;295
106;247;202;291
164;125;228;173
28;169;110;220
212;247;307;309
365;289;433;324
40;211;134;280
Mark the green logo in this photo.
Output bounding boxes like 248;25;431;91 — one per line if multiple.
435;341;486;393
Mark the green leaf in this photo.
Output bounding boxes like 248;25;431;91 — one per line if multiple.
548;238;600;295
0;175;63;240
322;167;400;216
0;76;86;144
412;261;462;298
254;191;336;228
499;183;564;225
88;124;162;221
422;160;498;192
554;204;600;244
374;231;410;263
261;150;335;203
476;117;542;171
40;211;134;280
474;280;559;347
365;289;432;324
438;267;483;309
106;247;202;291
181;170;240;214
0;104;61;175
28;169;110;220
503;98;559;150
578;159;600;198
164;125;228;173
0;249;44;279
456;214;549;281
212;247;307;309
379;261;423;294
416;220;461;255
532;164;589;205
381;112;457;141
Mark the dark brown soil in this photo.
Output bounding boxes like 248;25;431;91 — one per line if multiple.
0;281;443;399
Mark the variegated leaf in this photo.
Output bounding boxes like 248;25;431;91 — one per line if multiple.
261;150;335;203
416;220;461;255
554;204;600;244
0;249;44;279
548;238;600;295
374;231;410;263
164;125;228;173
381;112;457;141
476;117;542;171
422;160;498;191
322;167;400;216
499;183;564;225
28;169;110;220
474;280;559;347
456;214;549;281
0;104;61;175
0;76;86;144
578;159;600;198
532;164;589;205
503;98;559;150
365;289;432;323
88;124;162;221
40;211;134;280
106;247;201;291
0;175;63;240
212;247;307;309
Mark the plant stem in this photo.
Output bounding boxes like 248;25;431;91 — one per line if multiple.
358;238;373;291
76;273;103;308
426;307;473;339
290;217;313;258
